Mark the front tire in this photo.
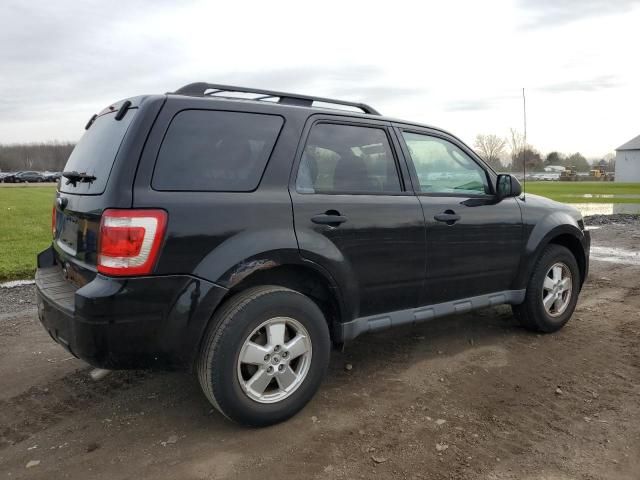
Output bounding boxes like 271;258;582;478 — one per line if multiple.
197;286;331;426
513;244;580;333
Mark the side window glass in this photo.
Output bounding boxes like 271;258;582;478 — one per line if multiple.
153;110;283;192
296;123;401;194
402;132;490;195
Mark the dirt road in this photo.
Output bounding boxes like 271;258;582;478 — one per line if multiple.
1;218;639;479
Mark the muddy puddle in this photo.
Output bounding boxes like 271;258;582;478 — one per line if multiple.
590;245;640;265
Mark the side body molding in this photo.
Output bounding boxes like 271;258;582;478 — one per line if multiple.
338;289;526;342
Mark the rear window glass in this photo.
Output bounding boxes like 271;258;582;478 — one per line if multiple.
60;110;136;194
153;110;284;191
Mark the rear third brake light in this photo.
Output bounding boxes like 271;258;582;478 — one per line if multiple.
97;209;167;276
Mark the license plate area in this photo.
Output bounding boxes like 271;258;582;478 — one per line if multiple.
57;215;79;255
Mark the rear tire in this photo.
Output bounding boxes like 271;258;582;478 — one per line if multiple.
197;286;331;426
512;244;580;333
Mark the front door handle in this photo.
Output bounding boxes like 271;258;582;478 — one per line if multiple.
434;210;460;225
311;211;348;226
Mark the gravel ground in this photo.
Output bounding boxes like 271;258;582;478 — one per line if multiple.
585;213;640;226
0;285;36;317
0;222;639;480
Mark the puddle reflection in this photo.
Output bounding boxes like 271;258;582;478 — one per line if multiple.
571;203;640;216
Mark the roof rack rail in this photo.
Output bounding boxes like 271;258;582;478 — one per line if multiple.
173;82;381;115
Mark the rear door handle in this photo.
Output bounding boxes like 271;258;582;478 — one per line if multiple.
311;212;348;226
434;210;460;225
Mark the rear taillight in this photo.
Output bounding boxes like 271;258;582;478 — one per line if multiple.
97;209;167;276
51;205;56;237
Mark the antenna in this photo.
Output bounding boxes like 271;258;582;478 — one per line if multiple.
522;87;527;200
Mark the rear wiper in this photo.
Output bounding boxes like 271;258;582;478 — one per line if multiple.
62;171;96;187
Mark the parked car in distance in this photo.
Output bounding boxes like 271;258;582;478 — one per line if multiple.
42;171;62;182
13;171;45;183
0;172;17;183
529;173;560;181
36;83;590;426
1;171;61;183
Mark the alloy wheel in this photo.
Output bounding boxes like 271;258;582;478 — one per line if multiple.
237;317;312;403
542;262;573;317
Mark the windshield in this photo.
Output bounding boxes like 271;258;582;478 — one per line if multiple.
60;109;136;194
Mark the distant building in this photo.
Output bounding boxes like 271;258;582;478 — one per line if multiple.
615;134;640;182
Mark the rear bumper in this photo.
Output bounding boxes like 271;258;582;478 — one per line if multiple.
35;246;228;370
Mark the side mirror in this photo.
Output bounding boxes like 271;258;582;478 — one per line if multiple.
496;174;522;200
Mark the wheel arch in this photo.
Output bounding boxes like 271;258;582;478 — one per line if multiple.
517;221;588;291
198;259;346;357
546;233;587;288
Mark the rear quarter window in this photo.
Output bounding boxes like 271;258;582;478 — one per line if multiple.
152;110;284;192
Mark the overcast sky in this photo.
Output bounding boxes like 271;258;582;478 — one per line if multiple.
1;0;639;158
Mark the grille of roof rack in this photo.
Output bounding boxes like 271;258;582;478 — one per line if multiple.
173;82;380;115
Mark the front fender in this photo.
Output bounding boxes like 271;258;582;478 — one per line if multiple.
514;210;588;290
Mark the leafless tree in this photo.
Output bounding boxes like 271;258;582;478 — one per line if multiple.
474;134;506;170
508;128;526;162
603;152;616;171
0;142;75;172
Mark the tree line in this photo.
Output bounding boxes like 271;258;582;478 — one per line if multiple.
474;130;615;173
0;142;75;172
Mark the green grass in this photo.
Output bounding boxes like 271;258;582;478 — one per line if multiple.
0;186;56;281
525;182;640;203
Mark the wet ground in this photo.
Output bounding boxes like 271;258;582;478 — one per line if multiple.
0;217;639;479
573;203;640;216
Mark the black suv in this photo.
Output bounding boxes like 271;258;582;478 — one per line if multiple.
36;83;590;426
